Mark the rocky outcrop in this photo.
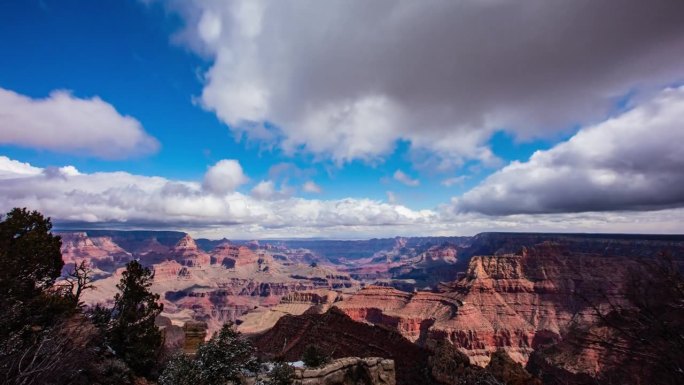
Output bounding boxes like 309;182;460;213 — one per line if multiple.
292;357;395;385
337;286;458;344
338;243;640;367
182;321;208;355
59;232;132;274
171;235;211;267
209;242;239;267
252;308;432;385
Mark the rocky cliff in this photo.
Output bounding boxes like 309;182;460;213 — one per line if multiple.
252;308;432;385
338;242;642;366
76;233;360;335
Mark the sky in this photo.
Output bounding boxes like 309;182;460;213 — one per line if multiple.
0;0;683;239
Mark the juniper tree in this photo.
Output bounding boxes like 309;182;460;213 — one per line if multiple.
108;260;163;377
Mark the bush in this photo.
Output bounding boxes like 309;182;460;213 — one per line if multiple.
158;353;201;385
159;322;259;385
265;361;294;385
301;344;329;368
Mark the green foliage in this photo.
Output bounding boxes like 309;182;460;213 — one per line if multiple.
196;322;260;384
158;353;202;385
0;208;82;383
159;322;259;385
107;260;163;377
264;361;294;385
0;207;63;300
301;344;329;368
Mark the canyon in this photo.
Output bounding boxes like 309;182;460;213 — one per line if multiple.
58;230;684;383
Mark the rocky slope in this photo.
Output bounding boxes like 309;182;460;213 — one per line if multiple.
60;232;132;275
76;233;359;335
252;308;433;385
338;242;646;367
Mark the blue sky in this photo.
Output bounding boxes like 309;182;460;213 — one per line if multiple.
1;0;683;238
0;0;511;208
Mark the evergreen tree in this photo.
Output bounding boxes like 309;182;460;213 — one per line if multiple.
0;208;63;302
195;322;260;384
0;208;93;384
159;322;259;385
108;260;163;377
302;344;329;368
158;353;202;385
264;361;294;385
0;207;66;349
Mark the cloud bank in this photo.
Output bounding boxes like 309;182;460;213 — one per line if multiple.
454;87;684;215
0;156;437;237
0;88;158;159
1;154;682;238
167;0;684;169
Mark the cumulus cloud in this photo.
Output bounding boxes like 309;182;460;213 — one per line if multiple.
0;155;436;234
0;88;158;159
0;155;682;237
441;176;467;187
251;180;276;200
202;159;249;195
165;0;684;168
250;179;294;200
454;87;684;215
393;169;420;187
302;181;322;194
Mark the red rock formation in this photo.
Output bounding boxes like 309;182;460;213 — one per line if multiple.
170;235;211;268
209;242;239;267
338;243;635;367
252;308;433;385
60;232;132;273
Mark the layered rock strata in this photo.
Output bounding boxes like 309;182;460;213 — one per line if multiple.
339;243;636;366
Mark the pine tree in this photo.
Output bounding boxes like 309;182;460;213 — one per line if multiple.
195;322;260;384
160;322;260;385
158;352;202;385
108;260;163;377
0;207;63;302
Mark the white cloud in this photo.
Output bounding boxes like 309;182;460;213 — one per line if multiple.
393;169;420;187
302;181;322;194
202;159;249;195
386;191;397;204
250;180;280;200
0;88;158;159
0;155;436;235
0;155;682;238
164;0;684;169
441;176;467;187
0;156;42;178
454;86;684;215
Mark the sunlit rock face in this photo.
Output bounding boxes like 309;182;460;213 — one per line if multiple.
170;234;211;268
71;232;360;336
65;230;684;378
59;232;132;275
338;242;639;367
